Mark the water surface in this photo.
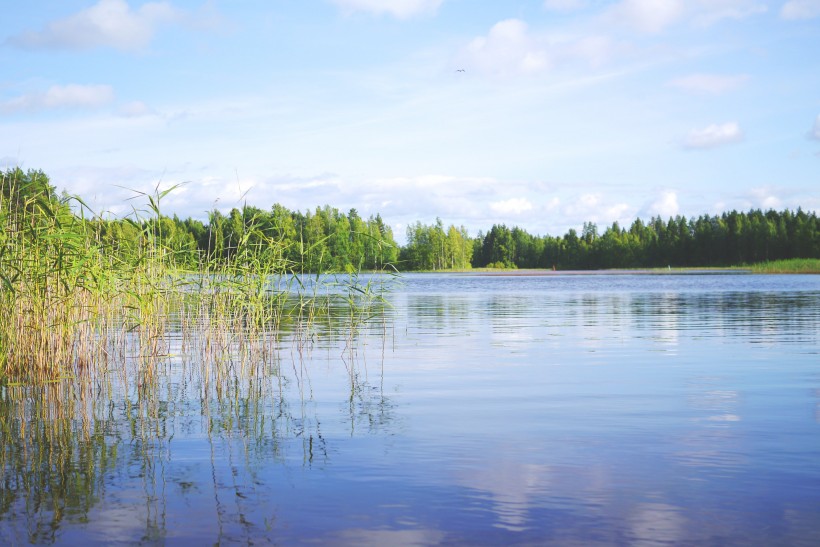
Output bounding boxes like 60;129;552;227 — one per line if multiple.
2;272;819;545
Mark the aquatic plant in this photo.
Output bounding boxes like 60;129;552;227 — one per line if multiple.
0;168;396;387
748;258;820;274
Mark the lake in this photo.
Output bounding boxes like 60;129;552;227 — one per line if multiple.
2;272;820;545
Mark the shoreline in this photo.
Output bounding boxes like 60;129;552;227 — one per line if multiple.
401;259;820;275
434;268;750;277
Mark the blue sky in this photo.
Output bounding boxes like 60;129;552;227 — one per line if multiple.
2;0;818;242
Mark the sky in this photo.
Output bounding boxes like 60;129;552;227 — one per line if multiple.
2;0;819;243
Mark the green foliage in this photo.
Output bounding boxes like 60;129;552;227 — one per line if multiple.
3;166;816;384
748;258;820;274
0;168;399;385
1;168;107;381
467;209;819;270
400;219;472;270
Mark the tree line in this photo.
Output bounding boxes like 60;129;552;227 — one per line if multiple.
427;210;818;270
2;168;399;274
4;168;819;272
95;203;401;273
402;211;819;270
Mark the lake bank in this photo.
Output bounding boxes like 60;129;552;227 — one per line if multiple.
406;259;820;275
457;267;750;276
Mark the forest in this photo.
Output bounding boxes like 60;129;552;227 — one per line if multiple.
4;168;819;273
462;210;820;270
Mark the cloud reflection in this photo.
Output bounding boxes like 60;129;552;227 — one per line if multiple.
454;456;552;531
629;502;687;546
335;527;446;546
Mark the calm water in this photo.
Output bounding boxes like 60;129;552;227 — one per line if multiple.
2;272;820;546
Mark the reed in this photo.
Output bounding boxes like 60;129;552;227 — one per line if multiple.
0;169;396;540
748;258;820;274
0;168;395;388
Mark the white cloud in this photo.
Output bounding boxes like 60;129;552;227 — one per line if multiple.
544;0;587;11
456;18;622;77
562;193;632;228
723;187;820;215
458;19;550;77
119;100;156;118
642;190;680;218
668;73;749;95
7;0;181;51
690;0;767;26
809;115;820;140
683;122;743;149
329;0;443;19
603;0;766;32
781;0;820;19
749;187;783;210
490;198;534;215
606;0;686;33
1;84;115;114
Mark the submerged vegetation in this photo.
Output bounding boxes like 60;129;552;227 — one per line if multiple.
0;168;397;386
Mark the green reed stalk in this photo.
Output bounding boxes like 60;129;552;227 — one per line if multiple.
1;168;395;390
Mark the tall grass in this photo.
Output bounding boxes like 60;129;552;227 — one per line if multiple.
0;169;397;542
748;258;820;274
1;172;106;382
0;169;394;387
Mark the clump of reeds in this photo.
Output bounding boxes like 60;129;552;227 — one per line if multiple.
0;169;112;383
0;168;395;389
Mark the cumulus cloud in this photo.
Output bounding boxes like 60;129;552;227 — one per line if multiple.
641;190;679;218
683;122;743;149
458;19;550;77
668;73;748;95
562;193;632;228
749;187;783;210
7;0;182;51
490;198;534;215
781;0;820;19
456;18;621;76
1;84;115;114
329;0;443;19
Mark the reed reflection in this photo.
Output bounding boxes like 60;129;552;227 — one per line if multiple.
0;383;116;545
0;293;396;544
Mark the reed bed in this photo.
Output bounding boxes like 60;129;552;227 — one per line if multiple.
0;169;396;388
748;258;820;274
0;169;397;541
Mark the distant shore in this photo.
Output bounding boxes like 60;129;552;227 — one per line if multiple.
460;268;747;276
407;259;820;275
